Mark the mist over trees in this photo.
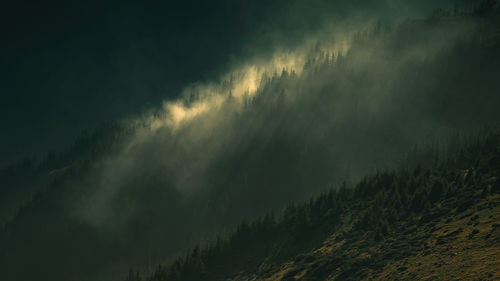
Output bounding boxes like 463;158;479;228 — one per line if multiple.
1;1;500;281
0;0;459;167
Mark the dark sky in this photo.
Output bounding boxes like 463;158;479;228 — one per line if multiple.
0;0;460;166
1;0;263;165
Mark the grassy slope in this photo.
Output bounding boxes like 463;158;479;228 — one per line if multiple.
373;194;500;281
233;193;500;281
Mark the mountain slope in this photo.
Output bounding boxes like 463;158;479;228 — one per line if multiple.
233;194;500;281
134;132;500;281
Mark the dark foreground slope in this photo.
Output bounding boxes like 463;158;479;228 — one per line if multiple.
233;194;500;281
233;186;500;280
132;132;500;281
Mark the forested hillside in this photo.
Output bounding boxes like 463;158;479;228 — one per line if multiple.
129;127;500;281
